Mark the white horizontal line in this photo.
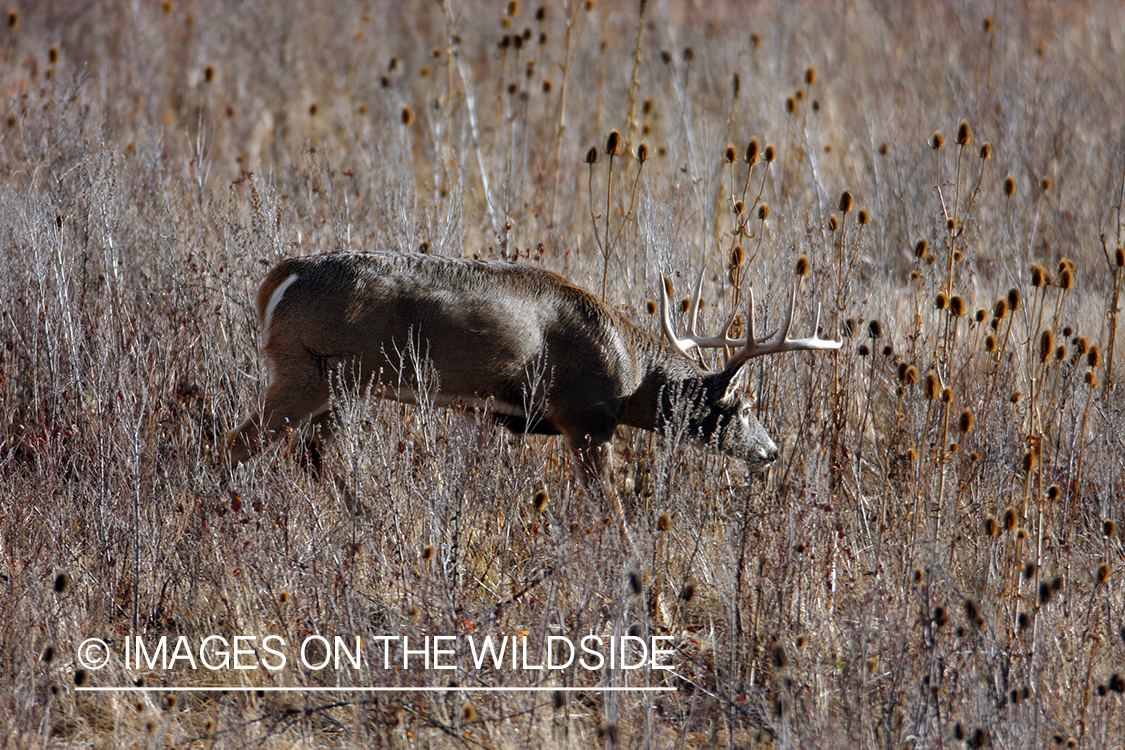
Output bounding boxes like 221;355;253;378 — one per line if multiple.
77;685;675;693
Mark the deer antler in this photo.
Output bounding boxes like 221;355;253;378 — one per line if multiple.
660;274;840;368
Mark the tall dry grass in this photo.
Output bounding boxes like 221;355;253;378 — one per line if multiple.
1;0;1124;747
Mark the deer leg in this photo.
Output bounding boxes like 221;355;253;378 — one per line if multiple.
572;434;639;561
224;360;330;468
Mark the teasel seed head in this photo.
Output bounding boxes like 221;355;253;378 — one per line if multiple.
533;488;549;512
956;121;972;147
1030;262;1051;287
1041;176;1052;192
857;208;870;225
1103;519;1117;538
838;190;854;214
1097;563;1111;585
745;137;761;165
730;245;745;269
941;386;954;403
605;130;623;156
1021;450;1037;473
795;253;810;277
979;142;992;159
758;203;771;220
1010;391;1023;404
634;143;649;163
1003;176;1017;196
1002;507;1018;531
914;238;928;258
828;214;839;231
924;372;941;399
935;292;949;310
401;105;414;125
422;544;435;561
1087;345;1102;368
1039;329;1055;363
867;320;882;338
1084;370;1100;389
785;96;796;114
1007;287;1022;311
959;407;975;433
950;295;966;317
1055;343;1067;362
1074;336;1089;355
680;582;695;601
645;300;657;315
805;65;817;85
993;298;1009;319
1115;245;1125;268
723;144;738;163
984;334;997;352
734;200;746;215
1058;267;1073;290
931;131;945;149
984;514;999;537
903;365;919;385
975;308;986;323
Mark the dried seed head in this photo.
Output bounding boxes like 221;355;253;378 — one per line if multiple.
975;308;986;322
1058;267;1073;290
795;253;810;277
956;121;972;147
657;512;671;531
1056;343;1067;362
758;203;771;220
950;296;966;317
984;515;999;537
605;130;623;156
533;488;549;512
993;298;1009;319
1085;370;1101;389
422;544;435;561
1041;177;1052;192
984;334;997;352
584;146;599;164
772;644;788;669
1104;519;1117;538
745;137;761;165
914;238;928;258
931;131;945;149
838;190;854;213
645;300;657;315
1046;484;1061;501
828;214;839;231
963;598;981;626
1002;507;1018;531
857;208;870;225
785;95;796;114
680;582;695;601
1030;263;1051;287
941;386;954;403
730;245;745;269
763;144;776;162
1021;450;1037;473
979;142;992;159
959;407;975;433
734;200;746;215
1010;391;1023;404
1087;345;1102;368
1007;287;1022;311
463;702;477;721
867;320;882;338
723;144;738;163
634;143;649;163
935;292;949;310
924;372;941;399
1074;336;1089;355
279;589;290;604
54;572;71;594
1115;245;1125;268
805;65;817;85
401;105;414;125
1039;329;1055;364
857;344;870;357
1097;563;1112;585
903;365;919;385
1003;176;1017;196
628;570;643;594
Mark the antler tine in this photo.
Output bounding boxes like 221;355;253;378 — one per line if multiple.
660;274;700;356
724;285;841;368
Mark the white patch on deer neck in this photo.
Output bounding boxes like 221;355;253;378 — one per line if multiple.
262;273;300;344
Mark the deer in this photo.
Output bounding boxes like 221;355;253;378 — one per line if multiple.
224;251;839;552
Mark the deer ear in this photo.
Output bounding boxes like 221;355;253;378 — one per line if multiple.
711;360;748;401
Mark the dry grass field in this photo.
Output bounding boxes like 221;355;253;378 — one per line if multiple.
2;0;1125;747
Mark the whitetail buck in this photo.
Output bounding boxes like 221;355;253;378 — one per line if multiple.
224;252;838;542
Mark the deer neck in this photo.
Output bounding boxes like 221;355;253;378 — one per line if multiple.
620;330;708;432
